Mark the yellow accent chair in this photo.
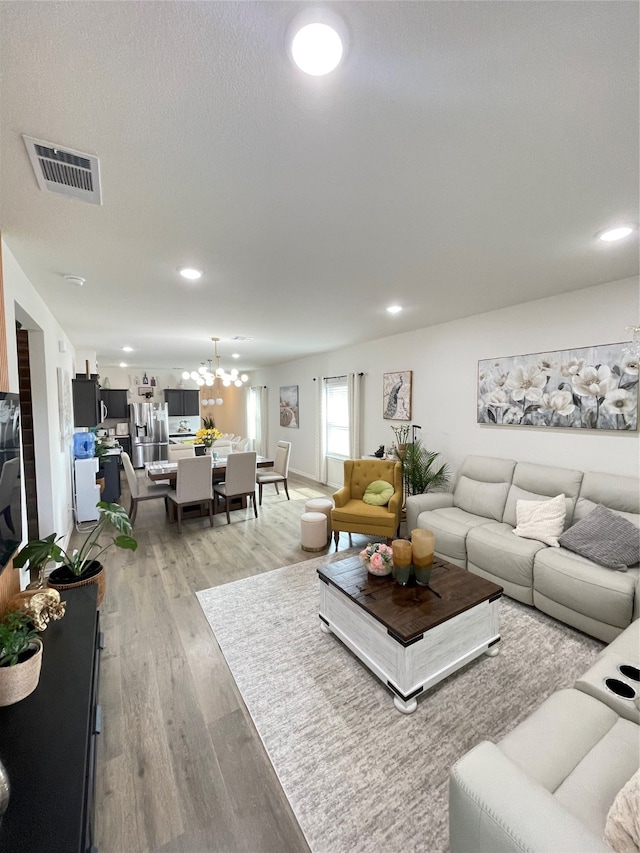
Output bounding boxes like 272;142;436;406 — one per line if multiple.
331;458;403;550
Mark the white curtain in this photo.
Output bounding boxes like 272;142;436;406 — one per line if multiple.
347;372;362;459
316;377;326;483
248;386;268;456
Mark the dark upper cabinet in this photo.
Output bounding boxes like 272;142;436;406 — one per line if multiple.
164;389;200;416
72;378;100;427
100;389;128;420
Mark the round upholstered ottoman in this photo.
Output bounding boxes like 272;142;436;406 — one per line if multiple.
301;511;328;552
304;498;333;542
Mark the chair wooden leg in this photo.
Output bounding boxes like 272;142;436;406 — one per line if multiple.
252;491;258;518
333;530;340;550
275;483;280;495
283;478;290;500
177;505;183;534
208;499;213;527
129;498;137;527
225;497;231;524
259;482;263;506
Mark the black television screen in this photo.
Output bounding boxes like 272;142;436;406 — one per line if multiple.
0;393;21;572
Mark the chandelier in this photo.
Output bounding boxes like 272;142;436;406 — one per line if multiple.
182;337;248;406
623;326;640;360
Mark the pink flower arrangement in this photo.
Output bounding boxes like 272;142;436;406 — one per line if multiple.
360;542;393;576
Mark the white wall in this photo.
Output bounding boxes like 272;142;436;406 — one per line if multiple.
3;241;76;554
253;277;640;486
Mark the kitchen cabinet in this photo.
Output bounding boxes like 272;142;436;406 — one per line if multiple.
0;586;102;853
100;388;128;420
164;389;200;416
72;378;100;427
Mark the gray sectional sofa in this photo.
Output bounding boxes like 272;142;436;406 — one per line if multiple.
406;455;639;642
449;619;640;852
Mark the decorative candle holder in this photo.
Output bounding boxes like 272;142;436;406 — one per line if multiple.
411;528;435;586
392;539;413;586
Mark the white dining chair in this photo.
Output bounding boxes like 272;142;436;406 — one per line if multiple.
167;444;196;463
122;452;171;526
213;451;258;524
256;441;291;505
166;455;214;533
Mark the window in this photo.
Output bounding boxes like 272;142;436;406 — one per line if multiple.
325;376;349;457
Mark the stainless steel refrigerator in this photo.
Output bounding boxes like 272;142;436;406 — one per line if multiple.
129;402;169;468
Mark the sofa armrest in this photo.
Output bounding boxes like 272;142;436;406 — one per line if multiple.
406;492;454;532
449;741;611;853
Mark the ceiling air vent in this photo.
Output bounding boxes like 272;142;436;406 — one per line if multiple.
23;135;102;205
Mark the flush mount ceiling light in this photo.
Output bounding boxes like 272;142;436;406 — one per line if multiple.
63;274;86;287
178;266;203;280
599;225;636;242
387;305;402;314
288;9;348;76
122;346;133;352
119;362;128;368
182;337;249;406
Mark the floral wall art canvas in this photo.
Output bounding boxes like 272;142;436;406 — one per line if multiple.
383;371;412;421
477;344;638;431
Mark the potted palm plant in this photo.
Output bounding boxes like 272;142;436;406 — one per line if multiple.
0;609;43;706
14;501;137;607
394;439;450;496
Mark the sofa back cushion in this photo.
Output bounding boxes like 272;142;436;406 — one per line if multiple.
456;455;517;485
574;471;640;526
453;476;511;522
503;462;583;528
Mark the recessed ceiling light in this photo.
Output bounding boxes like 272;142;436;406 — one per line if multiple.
288;10;347;77
387;305;402;314
291;23;343;75
599;225;635;242
122;346;133;352
119;362;128;368
178;267;203;280
231;353;240;359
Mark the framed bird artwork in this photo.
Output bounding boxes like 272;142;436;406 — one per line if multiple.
383;371;412;420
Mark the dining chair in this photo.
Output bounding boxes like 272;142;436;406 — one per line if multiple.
256;440;291;505
166;455;214;533
213;451;258;524
121;452;172;527
167;443;196;463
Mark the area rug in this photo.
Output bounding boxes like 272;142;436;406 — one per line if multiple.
197;554;604;853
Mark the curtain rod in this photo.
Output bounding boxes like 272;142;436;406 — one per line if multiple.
315;373;364;381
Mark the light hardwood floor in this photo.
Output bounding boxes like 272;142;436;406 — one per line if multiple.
91;471;369;853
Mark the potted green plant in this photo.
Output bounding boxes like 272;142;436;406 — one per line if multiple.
14;501;137;607
390;424;410;458
0;609;43;706
394;439;450;496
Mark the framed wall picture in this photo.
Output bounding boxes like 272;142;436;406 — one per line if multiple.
383;371;412;420
138;386;154;397
279;385;299;428
477;342;637;430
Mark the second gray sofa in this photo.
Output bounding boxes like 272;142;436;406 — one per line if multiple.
406;455;640;642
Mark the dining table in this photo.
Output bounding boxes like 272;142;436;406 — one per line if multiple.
146;454;274;485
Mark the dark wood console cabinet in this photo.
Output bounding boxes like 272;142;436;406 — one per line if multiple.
0;586;102;852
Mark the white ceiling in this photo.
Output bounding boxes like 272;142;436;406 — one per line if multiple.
1;1;638;374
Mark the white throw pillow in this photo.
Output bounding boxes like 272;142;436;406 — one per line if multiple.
512;494;566;547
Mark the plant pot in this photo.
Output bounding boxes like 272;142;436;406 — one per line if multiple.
47;560;105;607
0;638;43;707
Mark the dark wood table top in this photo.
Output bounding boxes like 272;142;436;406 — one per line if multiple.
318;555;503;645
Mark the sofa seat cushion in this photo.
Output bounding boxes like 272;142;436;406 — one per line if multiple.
534;548;638;630
498;688;640;839
467;521;547;589
418;507;495;565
